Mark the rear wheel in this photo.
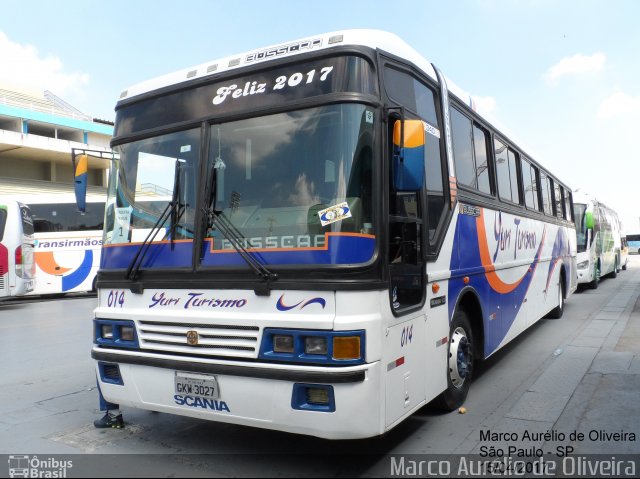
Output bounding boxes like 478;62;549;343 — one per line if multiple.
434;309;474;411
609;259;618;278
548;277;564;319
589;262;600;289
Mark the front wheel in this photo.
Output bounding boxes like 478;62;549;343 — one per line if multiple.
434;309;474;411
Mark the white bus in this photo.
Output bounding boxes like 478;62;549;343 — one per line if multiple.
86;30;577;439
23;193;105;295
573;191;622;288
627;233;640;255
0;199;35;298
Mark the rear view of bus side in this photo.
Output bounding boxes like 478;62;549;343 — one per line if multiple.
0;199;35;298
89;30;577;439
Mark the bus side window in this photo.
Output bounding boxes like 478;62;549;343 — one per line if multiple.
540;172;553;216
522;158;540;212
450;107;492;196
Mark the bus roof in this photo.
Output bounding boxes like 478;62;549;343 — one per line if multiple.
117;29;559;189
119;29;474;109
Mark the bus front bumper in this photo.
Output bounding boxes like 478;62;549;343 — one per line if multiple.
92;348;382;440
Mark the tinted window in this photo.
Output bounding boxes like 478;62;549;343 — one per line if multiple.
116;55;378;138
507;149;520;204
473;125;491;194
522;159;539;211
384;67;438;126
30;203;105;232
451;107;474;188
565;190;573;222
385;66;446;248
540;172;553;216
495;140;510;201
0;208;6;241
495;139;520;203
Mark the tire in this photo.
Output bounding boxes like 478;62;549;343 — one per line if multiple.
548;278;564;319
610;259;618;278
434;309;474;411
589;262;600;290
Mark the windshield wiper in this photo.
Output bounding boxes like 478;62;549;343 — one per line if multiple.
126;159;184;283
202;155;277;295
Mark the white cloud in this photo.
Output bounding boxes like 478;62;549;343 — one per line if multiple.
598;91;640;120
0;31;89;97
544;52;606;83
471;96;497;115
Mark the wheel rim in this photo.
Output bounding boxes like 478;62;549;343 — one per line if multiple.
449;327;472;388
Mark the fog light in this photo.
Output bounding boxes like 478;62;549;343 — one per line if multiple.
333;336;361;360
307;387;330;405
305;337;328;355
120;326;135;341
101;324;113;340
274;335;294;353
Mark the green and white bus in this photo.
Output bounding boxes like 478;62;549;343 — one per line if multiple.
574;191;622;288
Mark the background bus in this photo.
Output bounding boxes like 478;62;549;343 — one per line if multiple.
25;193;105;295
0;199;35;298
573;191;622;288
87;29;576;439
628;233;640;255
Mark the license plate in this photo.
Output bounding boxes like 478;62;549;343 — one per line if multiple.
174;372;219;399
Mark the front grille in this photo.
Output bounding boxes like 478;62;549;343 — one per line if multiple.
137;320;261;359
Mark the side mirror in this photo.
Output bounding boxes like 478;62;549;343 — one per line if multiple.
392;119;425;192
73;153;88;213
585;211;594;230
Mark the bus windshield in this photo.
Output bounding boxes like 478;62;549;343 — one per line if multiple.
574;203;587;252
103;103;376;270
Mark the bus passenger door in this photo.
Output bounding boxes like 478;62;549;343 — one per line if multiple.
384;118;428;426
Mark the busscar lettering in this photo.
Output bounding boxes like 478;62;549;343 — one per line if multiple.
245;38;322;63
220;234;325;250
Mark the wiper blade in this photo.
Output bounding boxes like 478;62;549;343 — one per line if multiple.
204;207;278;290
126;159;185;283
125;200;175;281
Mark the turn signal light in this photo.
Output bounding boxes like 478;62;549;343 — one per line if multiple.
332;336;361;360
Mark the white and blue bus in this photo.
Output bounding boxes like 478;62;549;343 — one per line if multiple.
84;30;577;439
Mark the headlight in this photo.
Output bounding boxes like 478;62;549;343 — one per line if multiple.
101;324;114;340
120;326;135;341
305;337;328;355
260;329;365;365
577;261;589;269
95;320;139;348
273;335;295;353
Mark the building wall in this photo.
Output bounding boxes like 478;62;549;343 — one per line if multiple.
0;89;113;189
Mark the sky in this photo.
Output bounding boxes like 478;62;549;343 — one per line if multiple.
1;0;639;231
